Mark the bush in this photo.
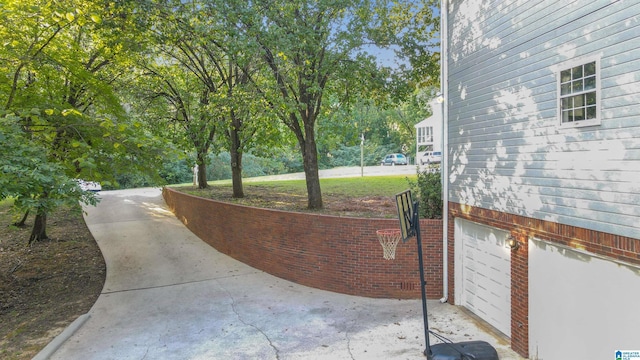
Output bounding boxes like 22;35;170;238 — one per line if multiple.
242;154;287;177
206;153;232;181
205;152;296;181
407;168;442;219
160;159;193;185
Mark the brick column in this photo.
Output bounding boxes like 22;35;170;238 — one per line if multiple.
510;231;529;358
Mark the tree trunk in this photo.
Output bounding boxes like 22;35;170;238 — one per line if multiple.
303;152;323;209
13;210;29;227
28;211;48;244
230;152;244;198
230;125;244;198
197;151;208;189
301;124;323;209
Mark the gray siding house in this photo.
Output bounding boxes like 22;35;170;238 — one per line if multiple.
443;0;640;358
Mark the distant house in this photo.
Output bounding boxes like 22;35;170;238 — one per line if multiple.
415;99;443;165
443;1;640;359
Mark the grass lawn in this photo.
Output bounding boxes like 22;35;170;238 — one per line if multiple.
182;175;416;197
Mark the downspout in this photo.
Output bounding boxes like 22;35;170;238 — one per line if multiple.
440;0;450;304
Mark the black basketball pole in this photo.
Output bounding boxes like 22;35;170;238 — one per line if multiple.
412;201;432;358
398;192;499;360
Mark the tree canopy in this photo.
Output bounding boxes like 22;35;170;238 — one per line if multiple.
1;0;440;241
0;0;165;241
227;0;439;208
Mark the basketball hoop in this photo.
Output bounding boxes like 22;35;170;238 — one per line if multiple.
376;229;402;260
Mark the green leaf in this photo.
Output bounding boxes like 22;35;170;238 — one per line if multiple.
61;109;82;117
100;120;113;128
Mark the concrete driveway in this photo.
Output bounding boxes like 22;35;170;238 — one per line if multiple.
37;187;522;359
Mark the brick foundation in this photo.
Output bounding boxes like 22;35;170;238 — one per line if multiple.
162;187;444;299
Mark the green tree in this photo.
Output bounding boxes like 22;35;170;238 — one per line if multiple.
363;87;434;158
376;0;441;92
0;0;164;241
234;0;438;209
0;115;98;243
316;88;433;167
136;56;219;190
140;0;281;195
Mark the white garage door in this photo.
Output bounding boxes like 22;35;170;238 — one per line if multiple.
529;238;640;359
456;219;511;337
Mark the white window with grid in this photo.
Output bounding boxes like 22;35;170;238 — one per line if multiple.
418;126;433;143
557;56;601;128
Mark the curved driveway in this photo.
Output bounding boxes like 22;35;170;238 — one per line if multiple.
40;187;521;360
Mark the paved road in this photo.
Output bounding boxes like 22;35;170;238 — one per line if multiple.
254;164;430;181
37;187;522;360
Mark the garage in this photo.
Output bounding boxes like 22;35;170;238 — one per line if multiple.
529;238;640;359
455;219;511;337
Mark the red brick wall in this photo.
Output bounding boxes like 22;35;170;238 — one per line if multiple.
446;210;456;305
163;187;444;299
509;230;528;358
448;201;640;358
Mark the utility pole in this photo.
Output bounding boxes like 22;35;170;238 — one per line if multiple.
360;133;365;177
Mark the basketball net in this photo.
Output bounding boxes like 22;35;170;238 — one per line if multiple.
376;229;402;260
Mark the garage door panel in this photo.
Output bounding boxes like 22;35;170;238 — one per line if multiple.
456;219;511;337
529;238;640;358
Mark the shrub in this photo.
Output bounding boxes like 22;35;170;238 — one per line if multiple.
242;154;287;177
160;159;193;185
407;168;442;219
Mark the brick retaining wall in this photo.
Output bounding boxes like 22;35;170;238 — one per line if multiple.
163;187;443;299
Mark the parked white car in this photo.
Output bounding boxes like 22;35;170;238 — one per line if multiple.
77;179;102;192
420;151;442;165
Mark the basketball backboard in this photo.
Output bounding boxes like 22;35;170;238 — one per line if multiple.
395;190;415;242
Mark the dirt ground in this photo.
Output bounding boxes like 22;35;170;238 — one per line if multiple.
0;187;397;359
187;184;400;219
0;204;105;360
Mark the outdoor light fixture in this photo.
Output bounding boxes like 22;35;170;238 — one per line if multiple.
507;235;520;251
